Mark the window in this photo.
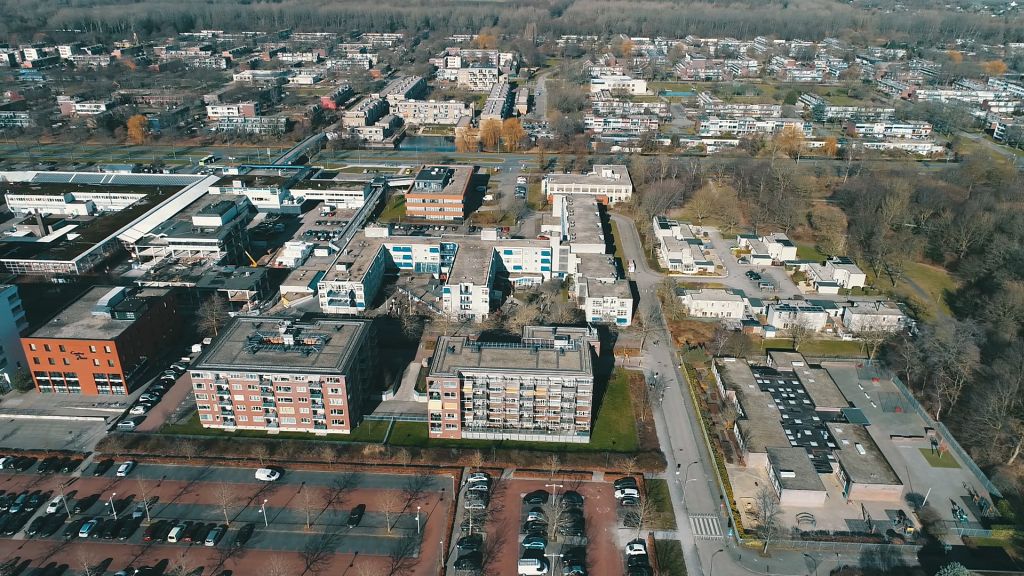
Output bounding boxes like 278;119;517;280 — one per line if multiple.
329;398;343;406
445;423;458;430
297;397;308;403
281;417;296;425
299;408;310;414
330;409;344;416
232;384;243;390
107;360;115;367
43;344;51;352
29;343;36;351
237;415;248;422
248;395;260;401
194;383;205;390
89;345;96;353
32;357;39;365
103;346;111;353
297;387;307;393
300;418;311;424
195;394;209;400
278;397;293;404
93;359;100;366
331;419;345;426
198;404;211;411
276;386;292;393
328;387;342;395
62;358;70;366
235;405;246;411
48;358;55;365
58;345;66;352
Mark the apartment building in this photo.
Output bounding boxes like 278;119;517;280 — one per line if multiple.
0;285;28;392
799;93;895;122
0;111;33;129
697;93;782;118
456;66;500;92
584;114;659;134
766;301;830;332
377;75;427;105
205;102;259;119
479;79;513;122
652;216;714;274
841;301;909;333
405;165;472;221
589;75;648;95
190;317;375;435
214;115;287;135
541;165;633;204
698;116;812;137
737;232;798;264
395;99;473;126
57;96;115;117
342;96;388;128
848;121;932;139
426;326;597;443
21;287;180;395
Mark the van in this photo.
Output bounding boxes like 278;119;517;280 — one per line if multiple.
167;524;184;543
517;558;549;575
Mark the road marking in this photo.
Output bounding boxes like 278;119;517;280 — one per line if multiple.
689;513;722;539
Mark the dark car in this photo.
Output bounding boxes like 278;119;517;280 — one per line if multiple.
233;523;255;548
562;547;587;576
454;552;482;571
154;520;176;541
103;517;126;539
561;491;584;508
92;459;114;476
63;518;86;540
627;555;650;568
3;512;30;535
60;459;82;474
456;533;482;554
0;492;14;511
26;491;50;512
523;490;549;505
39;513;67;538
613;477;638;491
73;494;100;514
143;520;167;542
37;456;61;474
346;504;366;528
118;517;142;541
523;520;548;537
557;521;585;537
619;496;640;507
460;511;487;532
91;518;115;538
25;515;48;537
13;457;36;472
182;521;204;543
627;567;653;576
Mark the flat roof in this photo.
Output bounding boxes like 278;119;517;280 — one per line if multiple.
544;164;632;189
408;165;472;199
430;335;593;377
794;365;848;410
767;447;826;492
193;317;370;374
27;286;170;340
681;288;743;302
827;422;902;486
718;359;790;452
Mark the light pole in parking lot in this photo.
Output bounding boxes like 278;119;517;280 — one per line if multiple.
108;492;118;520
260;499;269;527
416;506;421;534
58;482;73;520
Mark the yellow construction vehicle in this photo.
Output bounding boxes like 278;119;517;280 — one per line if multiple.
244;251;259;268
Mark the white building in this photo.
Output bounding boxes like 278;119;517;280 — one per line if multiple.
652;216;714;274
699;116;812;137
850;121;932;139
802;257;866;293
766;301;829;332
394;100;473;126
841;301;908;333
589;75;648;95
679;289;746;319
0;285;28;391
738;233;797;264
541;165;633;204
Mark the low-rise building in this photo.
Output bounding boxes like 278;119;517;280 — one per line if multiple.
190;317;376;435
847;121;932;140
21;286;181;395
589;75;648;95
766;447;828;507
376;75;427;105
342;97;388;128
679;288;746;319
394;99;473;126
405;165;472;222
737;232;797;264
766;301;830;331
841;301;908;333
541;165;633;204
652;216;714;273
802;256;866;293
698;116;812;137
426;326;597;443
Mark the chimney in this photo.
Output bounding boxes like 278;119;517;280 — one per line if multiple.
34;211;49;236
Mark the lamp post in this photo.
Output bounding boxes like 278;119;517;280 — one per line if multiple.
416;506;421;534
108;492;118;520
260;499;269;527
439;539;445;574
57;482;73;520
682;460;699;513
709;548;724;576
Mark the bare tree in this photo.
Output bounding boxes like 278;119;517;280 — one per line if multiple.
754;486;782;554
708;324;732;357
212;483;239;526
545;453;561;479
250;443;270;467
469;450;484;471
301;487;318;530
135;476;152;523
300;531;341;576
317;444;338;467
788;318;815;352
178;438;199;462
196;294;230;337
380;490;404;533
633;496;658;540
858;331;890;364
394;448;411;468
385;534;419;576
267;556;299;576
75;550;98;576
616;456;638;478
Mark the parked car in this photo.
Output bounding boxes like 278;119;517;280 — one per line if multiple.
233;523;255;548
454;552;482;571
346;504;366;528
517;557;549;576
63;518;86;541
614;488;639;500
205;524;226;547
39;513;67;538
626;541;647;556
254;468;280;482
523;490;549;505
619;496;640;507
13;457;36;472
613;477;638;491
78;519;99;538
129;404;152;416
457;533;482;553
74;494;100;514
92;459;114;476
117;417;145;431
117;518;141;541
8;492;28;514
522;535;547;550
59;459;81;474
46;496;65;514
561;491;584;508
116;461;136;477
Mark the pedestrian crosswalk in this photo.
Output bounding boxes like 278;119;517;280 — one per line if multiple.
690;514;723;539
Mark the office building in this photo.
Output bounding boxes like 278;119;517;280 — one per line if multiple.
405;165;472;221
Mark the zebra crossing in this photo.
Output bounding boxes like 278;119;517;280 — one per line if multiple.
689;513;723;539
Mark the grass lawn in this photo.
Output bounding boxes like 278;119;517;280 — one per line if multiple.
761;338;866;358
388;368;639;453
891;262;957;319
159;413;390;443
919;447;962;469
378;194;406;222
655;539;687;576
795;243;826;262
645;479;678;530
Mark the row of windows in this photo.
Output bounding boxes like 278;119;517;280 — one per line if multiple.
32;356;116;368
201;414;347;427
29;343;112;354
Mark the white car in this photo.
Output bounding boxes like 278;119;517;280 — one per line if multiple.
116;460;136;477
466;472;490;483
626;541;647;556
614;488;639;500
129;404;151;416
255;468;281;482
45;496;64;514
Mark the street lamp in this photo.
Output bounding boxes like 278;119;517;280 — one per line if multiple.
416;506;421;534
108;492;118;520
439;539;445;573
260;499;269;527
709;548;724;576
57;483;72;520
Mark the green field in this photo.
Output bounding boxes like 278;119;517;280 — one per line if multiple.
645;478;678;530
891;262;957;319
795;243;827;262
378;195;407;222
919;447;962;469
655;539;687;576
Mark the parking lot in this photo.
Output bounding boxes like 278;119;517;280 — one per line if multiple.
0;459;454;575
449;474;629;576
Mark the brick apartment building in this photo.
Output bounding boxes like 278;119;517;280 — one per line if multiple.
405;165;472;222
21;286;180;395
189;317;375;435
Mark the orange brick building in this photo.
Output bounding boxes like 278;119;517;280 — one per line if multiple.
21;286;180;395
404;165;472;222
